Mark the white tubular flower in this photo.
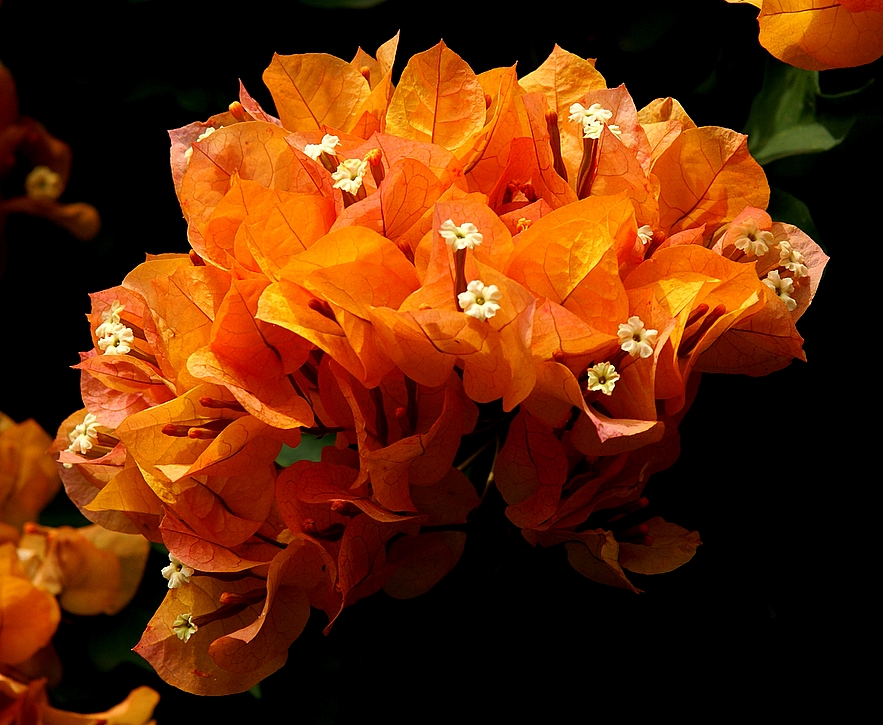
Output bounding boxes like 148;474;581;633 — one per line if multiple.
777;240;809;277
162;554;194;589
586;362;620;396
172;613;198;642
762;270;797;311
731;219;774;256
608;124;623;139
25;166;63;200
97;322;134;355
636;225;654;246
618;316;658;359
95;300;126;338
67;413;99;455
439;219;483;251
303;134;341;161
332;158;368;194
458;280;502;322
569;102;616;139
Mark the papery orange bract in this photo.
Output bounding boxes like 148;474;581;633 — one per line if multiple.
0;674;158;725
180;123;332;257
518;45;606;181
505;196;628;333
263;52;372;134
729;0;883;70
618;517;701;574
653;127;769;238
20;525;149;617
188;278;315;429
0;545;59;665
121;258;232;394
134;573;286;695
386;42;486;153
0;414;60;534
495;409;568;529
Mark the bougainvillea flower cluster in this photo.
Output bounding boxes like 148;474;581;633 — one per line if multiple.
55;37;828;695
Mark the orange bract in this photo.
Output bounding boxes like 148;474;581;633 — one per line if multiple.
729;0;883;69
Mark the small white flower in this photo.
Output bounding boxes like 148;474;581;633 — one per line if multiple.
331;158;368;194
762;270;797;311
303;134;340;161
608;124;623;139
439;219;483;251
586;362;620;396
97;322;134;356
25;166;63;201
172;613;198;642
162;553;194;589
458;280;501;322
569;102;617;139
636;225;654;246
731;219;774;256
95;300;126;338
618;316;658;359
569;102;612;126
67;413;99;455
777;240;808;278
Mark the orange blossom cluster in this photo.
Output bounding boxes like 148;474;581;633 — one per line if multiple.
54;38;828;695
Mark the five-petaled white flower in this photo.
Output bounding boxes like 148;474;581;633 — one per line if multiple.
586;362;620;396
303;134;341;161
67;413;99;455
439;219;483;251
97;323;134;355
331;158;368;194
162;553;194;589
731;219;774;256
777;240;808;277
172;613;198;642
762;270;798;311
458;280;501;322
618;316;658;358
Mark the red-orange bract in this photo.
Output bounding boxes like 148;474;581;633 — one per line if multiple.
57;37;828;694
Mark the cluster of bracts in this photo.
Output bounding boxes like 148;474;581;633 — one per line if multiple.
52;37;827;694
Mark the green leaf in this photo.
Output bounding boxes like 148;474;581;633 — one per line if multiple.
275;434;337;467
745;59;856;166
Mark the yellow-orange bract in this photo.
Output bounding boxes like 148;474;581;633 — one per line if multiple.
57;37;828;694
729;0;883;69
